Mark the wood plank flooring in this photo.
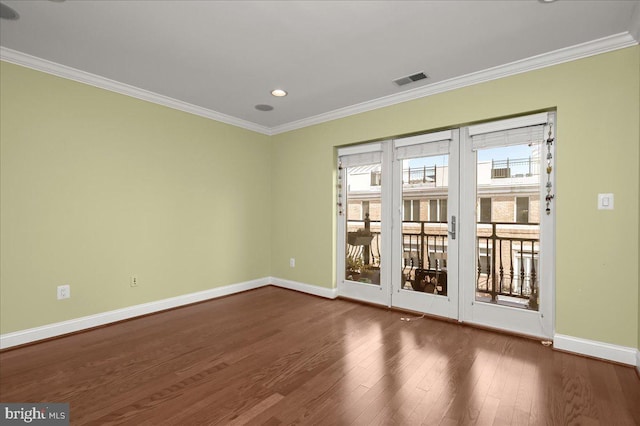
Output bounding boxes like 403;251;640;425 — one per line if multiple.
1;286;639;425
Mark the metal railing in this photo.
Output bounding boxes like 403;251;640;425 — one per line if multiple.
476;221;539;310
404;165;437;184
491;157;539;179
346;217;540;309
371;165;444;187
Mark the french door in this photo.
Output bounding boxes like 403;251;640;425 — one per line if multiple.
336;133;460;317
336;142;391;306
337;112;555;339
390;130;460;319
459;113;555;338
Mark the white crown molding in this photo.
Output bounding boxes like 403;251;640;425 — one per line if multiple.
554;333;638;366
2;32;637;137
0;47;272;136
270;32;638;135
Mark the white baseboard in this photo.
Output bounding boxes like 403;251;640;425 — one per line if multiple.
0;277;269;350
0;277;338;350
270;277;338;299
554;333;638;366
5;280;635;368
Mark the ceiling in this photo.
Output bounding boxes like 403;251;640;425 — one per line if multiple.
1;1;639;135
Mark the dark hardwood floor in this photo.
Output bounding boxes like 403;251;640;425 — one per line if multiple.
1;286;639;425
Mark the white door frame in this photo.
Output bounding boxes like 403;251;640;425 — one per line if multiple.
390;130;460;320
459;112;556;339
336;112;555;339
337;142;392;306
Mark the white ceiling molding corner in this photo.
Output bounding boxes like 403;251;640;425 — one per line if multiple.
270;32;637;135
0;47;272;136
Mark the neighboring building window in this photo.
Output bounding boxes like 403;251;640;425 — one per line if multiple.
440;199;448;222
370;171;381;186
429;200;438;222
412;200;420;220
480;198;492;222
361;201;370;220
516;197;529;223
403;199;420;221
428;199;447;222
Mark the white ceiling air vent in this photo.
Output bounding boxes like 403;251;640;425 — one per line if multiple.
393;72;428;86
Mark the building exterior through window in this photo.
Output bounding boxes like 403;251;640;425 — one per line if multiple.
345;143;541;309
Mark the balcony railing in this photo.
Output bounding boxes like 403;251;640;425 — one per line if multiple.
491;157;539;179
346;216;540;310
476;221;539;310
404;165;436;184
369;159;538;187
371;165;444;187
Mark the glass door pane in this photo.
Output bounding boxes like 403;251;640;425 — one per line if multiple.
475;143;541;310
400;155;449;297
338;142;389;307
345;163;381;285
391;130;459;320
461;112;554;339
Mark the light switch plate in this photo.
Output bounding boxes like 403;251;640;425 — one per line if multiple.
597;193;614;210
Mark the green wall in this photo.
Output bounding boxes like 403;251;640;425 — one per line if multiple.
270;46;640;348
1;47;639;351
0;62;272;333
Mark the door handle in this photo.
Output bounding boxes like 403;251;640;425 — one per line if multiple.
448;216;456;240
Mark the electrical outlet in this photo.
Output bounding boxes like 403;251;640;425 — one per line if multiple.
289;258;295;268
57;285;70;300
130;275;138;287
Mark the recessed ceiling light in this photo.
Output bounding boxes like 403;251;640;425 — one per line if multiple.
255;104;274;111
271;89;287;97
538;0;557;3
0;2;20;20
